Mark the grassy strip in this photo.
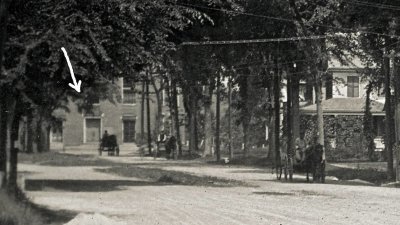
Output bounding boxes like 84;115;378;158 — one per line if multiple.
325;164;387;185
19;152;114;167
96;166;251;187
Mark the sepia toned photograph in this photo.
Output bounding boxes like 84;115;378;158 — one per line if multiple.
0;0;400;224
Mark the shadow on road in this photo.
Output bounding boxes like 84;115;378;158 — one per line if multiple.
25;179;171;192
253;191;295;196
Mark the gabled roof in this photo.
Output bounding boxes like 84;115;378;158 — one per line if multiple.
300;98;385;116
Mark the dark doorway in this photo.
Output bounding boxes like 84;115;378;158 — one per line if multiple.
86;118;101;142
123;120;136;143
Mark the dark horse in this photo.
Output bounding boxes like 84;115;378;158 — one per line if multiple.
303;143;325;182
99;135;119;156
165;136;176;159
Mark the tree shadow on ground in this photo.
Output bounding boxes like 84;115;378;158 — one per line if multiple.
253;190;332;197
15;188;77;225
252;191;295;196
229;169;270;174
95;167;253;188
25;179;171;192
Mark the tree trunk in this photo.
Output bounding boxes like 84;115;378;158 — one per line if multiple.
228;77;233;159
392;55;400;181
267;114;275;162
242;74;252;157
315;77;325;158
287;71;295;180
150;74;164;155
0;100;7;188
325;72;333;99
273;67;281;170
194;101;199;153
8;104;20;195
40;121;50;152
266;76;275;162
46;125;51;152
0;93;8;188
364;83;375;161
189;87;196;155
36;116;43;152
0;0;11;70
286;72;292;152
215;74;221;162
292;71;300;141
26;111;34;153
35;117;50;153
203;85;213;157
172;77;182;158
141;81;145;144
0;1;11;187
384;54;395;180
165;77;175;136
146;79;152;155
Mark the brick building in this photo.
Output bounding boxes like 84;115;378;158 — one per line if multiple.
51;78;186;149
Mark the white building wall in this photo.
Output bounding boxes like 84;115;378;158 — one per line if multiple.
331;71;367;98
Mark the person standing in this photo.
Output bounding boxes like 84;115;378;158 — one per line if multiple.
156;130;167;157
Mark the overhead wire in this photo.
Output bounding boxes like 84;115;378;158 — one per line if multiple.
177;3;400;39
345;0;400;11
175;1;400;78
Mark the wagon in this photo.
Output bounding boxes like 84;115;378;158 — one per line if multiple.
99;135;119;156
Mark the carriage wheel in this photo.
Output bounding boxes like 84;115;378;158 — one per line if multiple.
276;165;282;180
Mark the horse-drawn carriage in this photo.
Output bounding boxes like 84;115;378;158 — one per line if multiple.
154;135;177;159
276;138;325;183
99;134;119;156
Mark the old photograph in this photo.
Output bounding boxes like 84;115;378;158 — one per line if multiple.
0;0;400;224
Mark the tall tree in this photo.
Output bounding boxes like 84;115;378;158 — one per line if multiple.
0;0;236;192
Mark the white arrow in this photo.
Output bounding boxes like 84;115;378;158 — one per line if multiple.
61;47;82;93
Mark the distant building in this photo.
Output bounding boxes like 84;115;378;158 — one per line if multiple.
51;77;186;149
298;57;385;161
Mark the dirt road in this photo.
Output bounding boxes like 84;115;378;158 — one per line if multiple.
20;153;400;225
